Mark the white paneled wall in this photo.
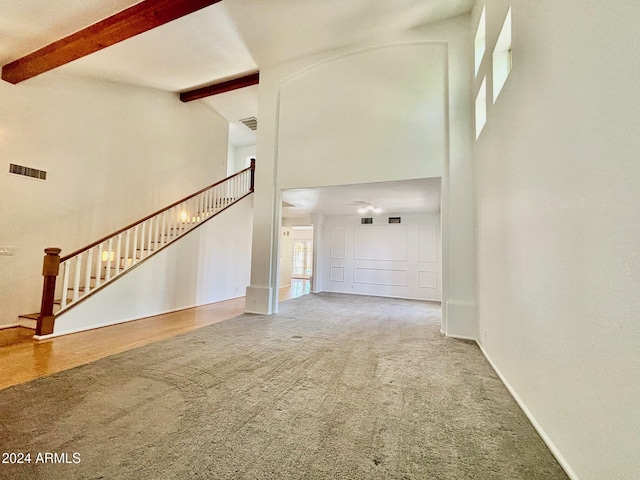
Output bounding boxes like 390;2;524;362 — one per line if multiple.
320;213;441;301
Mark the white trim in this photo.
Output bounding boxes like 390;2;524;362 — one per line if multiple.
35;296;245;340
321;289;442;304
446;333;476;341
478;344;580;480
243;309;267;315
0;323;21;330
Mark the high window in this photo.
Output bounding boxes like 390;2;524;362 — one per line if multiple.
474;5;486;77
475;77;487;139
493;8;512;102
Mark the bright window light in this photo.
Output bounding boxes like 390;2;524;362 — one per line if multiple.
493;7;512;102
474;5;486;77
475;77;487;140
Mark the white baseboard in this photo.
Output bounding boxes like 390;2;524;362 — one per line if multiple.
35;296;245;341
477;344;580;480
0;323;20;330
446;333;476;341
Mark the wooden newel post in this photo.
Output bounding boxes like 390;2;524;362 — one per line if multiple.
37;247;61;336
250;158;256;192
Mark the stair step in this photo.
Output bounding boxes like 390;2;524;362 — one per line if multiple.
19;312;40;321
54;298;73;306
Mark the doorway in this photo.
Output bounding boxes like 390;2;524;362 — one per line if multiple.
279;225;313;301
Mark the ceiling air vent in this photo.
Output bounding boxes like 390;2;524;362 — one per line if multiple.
9;163;47;180
240;117;257;131
361;218;373;225
388;217;401;224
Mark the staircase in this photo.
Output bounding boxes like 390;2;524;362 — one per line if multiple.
21;161;255;337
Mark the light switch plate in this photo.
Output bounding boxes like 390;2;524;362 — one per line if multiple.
0;246;16;256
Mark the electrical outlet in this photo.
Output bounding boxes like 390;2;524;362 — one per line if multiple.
0;246;15;256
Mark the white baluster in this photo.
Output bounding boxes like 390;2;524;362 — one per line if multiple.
61;260;70;309
132;226;138;266
161;211;167;247
95;243;103;288
167;208;173;242
147;217;153;253
105;238;113;281
115;234;122;275
171;208;175;236
181;202;186;235
140;221;146;259
124;230;131;270
153;214;160;252
204;189;210;217
85;248;93;294
73;253;82;302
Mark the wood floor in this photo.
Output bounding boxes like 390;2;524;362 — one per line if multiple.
0;280;310;391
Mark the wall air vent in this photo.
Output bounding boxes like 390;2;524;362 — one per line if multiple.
361;217;373;224
9;163;47;180
239;117;257;131
388;217;401;224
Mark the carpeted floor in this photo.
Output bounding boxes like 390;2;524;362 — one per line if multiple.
0;293;568;479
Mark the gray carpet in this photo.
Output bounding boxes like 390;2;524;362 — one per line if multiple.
0;293;567;479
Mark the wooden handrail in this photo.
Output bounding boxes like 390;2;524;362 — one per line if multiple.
35;162;255;336
61;164;253;262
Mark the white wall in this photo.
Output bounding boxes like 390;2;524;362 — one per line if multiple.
277;43;446;189
53;196;253;336
247;15;475;328
227;144;255;176
320;213;441;301
278;227;293;287
0;72;229;328
473;1;640;479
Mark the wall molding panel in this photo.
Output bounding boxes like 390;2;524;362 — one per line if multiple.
320;214;441;301
330;266;345;282
354;268;408;287
419;224;438;262
354;225;407;261
330;226;346;259
419;270;438;289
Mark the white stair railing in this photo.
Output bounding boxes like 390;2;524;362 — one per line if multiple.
41;163;254;324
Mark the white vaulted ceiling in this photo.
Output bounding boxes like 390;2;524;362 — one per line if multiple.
1;1;474;86
0;0;471;182
0;0;473;95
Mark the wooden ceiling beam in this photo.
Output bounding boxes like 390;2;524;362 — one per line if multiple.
180;72;260;102
1;0;223;84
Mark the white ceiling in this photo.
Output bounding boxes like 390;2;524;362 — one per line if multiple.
282;178;441;219
0;0;473;145
1;0;466;207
